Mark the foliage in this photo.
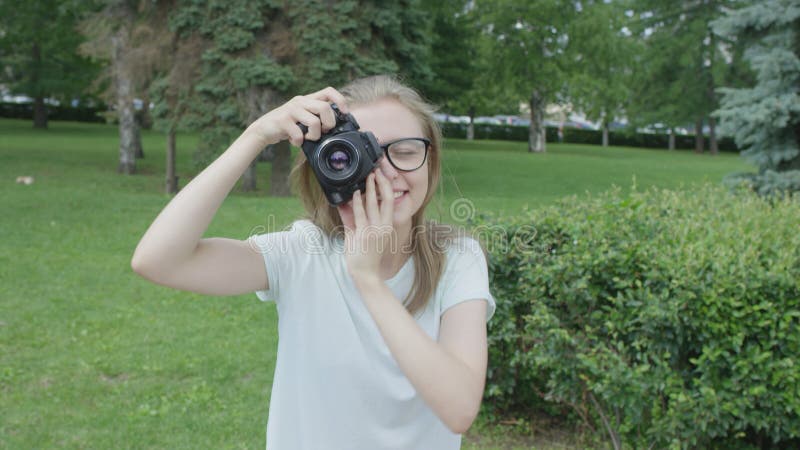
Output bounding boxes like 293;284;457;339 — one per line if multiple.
475;0;572;103
477;185;800;449
167;0;433;170
415;1;478;112
475;0;576;151
78;0;175;108
626;0;737;135
287;0;433;93
712;0;800;196
565;0;635;133
0;0;99;127
415;1;519;119
169;0;294;168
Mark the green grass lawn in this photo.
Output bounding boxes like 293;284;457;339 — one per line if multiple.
0;119;751;449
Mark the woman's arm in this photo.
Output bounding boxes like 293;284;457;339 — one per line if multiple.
131;88;347;295
341;172;489;433
353;275;488;434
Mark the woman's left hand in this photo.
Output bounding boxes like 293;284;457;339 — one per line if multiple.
337;169;395;281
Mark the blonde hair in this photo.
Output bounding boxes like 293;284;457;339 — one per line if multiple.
290;74;462;316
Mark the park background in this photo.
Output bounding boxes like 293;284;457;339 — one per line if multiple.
1;0;799;449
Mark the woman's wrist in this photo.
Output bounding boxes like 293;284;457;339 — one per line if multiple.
350;270;383;292
241;124;276;150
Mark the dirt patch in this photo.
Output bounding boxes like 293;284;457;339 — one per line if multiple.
99;373;130;384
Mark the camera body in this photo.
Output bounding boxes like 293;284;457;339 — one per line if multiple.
300;104;383;206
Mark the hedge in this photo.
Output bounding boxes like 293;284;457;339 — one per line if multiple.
0;102;105;123
474;185;799;449
440;121;739;152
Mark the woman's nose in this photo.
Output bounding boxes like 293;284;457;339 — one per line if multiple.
378;155;399;180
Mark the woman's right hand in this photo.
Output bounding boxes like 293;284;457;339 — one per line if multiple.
245;86;349;148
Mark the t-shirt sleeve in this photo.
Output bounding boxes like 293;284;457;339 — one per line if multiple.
249;220;326;303
439;237;496;322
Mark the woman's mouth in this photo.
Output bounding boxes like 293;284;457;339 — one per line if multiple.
377;191;408;202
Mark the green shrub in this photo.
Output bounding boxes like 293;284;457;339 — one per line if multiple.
476;185;800;449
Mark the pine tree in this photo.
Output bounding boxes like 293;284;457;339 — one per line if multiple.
169;0;294;192
415;1;519;140
147;0;199;194
712;0;800;196
170;0;433;194
415;1;479;113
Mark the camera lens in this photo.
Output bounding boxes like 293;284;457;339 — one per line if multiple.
327;149;351;172
317;139;360;184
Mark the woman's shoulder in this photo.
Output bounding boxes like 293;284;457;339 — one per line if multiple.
421;221;484;259
288;218;321;234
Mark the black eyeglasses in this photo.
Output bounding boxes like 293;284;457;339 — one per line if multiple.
380;138;430;172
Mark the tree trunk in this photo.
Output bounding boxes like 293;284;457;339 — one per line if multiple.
694;120;704;154
112;29;136;174
270;140;291;197
138;98;153;130
529;90;546;153
241;162;258;191
467;106;475;140
240;87;284;193
165;126;178;194
133;99;147;159
668;128;676;151
133;117;144;159
601;115;609;147
258;144;275;162
33;96;48;129
31;43;47;129
709;116;718;155
706;31;718;156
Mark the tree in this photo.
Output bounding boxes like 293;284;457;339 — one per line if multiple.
416;0;479;132
712;0;800;196
169;1;294;193
170;0;433;195
566;0;635;147
418;1;520;139
148;1;200;194
627;0;734;153
80;0;172;174
0;0;97;128
477;0;575;152
280;0;433;192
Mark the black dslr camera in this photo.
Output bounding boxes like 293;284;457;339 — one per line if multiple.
299;104;384;206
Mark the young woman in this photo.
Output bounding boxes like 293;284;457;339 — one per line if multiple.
131;75;495;450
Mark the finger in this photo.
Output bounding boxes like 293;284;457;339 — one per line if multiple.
309;86;348;113
282;117;304;147
293;107;323;141
352;190;367;230
365;173;380;224
296;97;336;133
375;169;394;225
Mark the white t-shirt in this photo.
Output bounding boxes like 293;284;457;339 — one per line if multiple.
251;220;496;450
